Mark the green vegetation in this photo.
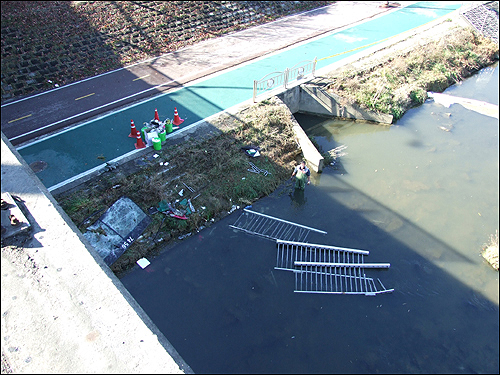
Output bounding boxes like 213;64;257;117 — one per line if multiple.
56;98;301;274
325;26;499;121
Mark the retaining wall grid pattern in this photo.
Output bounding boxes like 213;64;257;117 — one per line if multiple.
0;1;334;102
461;1;499;45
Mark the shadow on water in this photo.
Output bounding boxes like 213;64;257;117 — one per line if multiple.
120;175;498;374
119;65;499;373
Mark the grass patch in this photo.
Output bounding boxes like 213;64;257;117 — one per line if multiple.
55;98;301;275
325;26;499;121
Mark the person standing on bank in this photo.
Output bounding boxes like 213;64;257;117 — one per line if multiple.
291;160;310;190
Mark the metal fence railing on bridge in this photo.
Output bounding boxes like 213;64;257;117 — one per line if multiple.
253;58;317;102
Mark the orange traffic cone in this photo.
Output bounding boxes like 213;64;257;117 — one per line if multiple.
154;108;160;121
173;107;184;126
128;119;137;138
135;130;146;149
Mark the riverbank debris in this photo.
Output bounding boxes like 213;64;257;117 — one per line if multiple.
230;208;326;242
136;257;151;269
482;230;499;271
229;209;393;296
276;240;394;296
328;144;348;166
241;145;261;157
157;200;189;219
83;196;151;266
247;162;270;176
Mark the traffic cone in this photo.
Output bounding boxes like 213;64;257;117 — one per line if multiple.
154;108;160;121
135;130;146;149
128;119;137;138
173;107;184;126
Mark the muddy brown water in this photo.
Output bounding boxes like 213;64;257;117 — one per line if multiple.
120;63;498;373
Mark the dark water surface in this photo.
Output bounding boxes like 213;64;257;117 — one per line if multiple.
120;65;499;373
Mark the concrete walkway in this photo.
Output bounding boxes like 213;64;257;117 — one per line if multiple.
1;132;192;373
0;2;470;373
2;1;395;143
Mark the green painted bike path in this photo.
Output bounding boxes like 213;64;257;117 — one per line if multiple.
18;2;461;189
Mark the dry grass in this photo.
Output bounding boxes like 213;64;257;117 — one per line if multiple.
56;97;300;275
325;26;499;121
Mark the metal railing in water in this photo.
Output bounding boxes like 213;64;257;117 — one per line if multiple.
230;208;327;243
229;212;393;296
276;240;394;296
253;57;317;102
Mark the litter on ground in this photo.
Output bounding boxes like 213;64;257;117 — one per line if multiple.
137;258;151;269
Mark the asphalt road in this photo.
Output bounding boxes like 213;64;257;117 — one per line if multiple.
1;1;395;144
3;2;464;190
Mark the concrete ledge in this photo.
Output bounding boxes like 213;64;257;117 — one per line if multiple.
1;132;192;373
278;84;393;124
273;97;324;173
300;85;394;124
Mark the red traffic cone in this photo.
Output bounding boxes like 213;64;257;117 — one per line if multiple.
135;130;146;149
128;119;137;138
154;108;160;121
173;107;184;126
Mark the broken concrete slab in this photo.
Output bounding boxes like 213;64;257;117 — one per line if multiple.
83;196;151;265
1;192;31;239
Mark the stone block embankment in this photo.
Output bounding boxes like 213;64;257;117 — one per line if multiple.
1;1;333;102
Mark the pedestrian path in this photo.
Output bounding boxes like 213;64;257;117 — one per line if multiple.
1;1;392;141
17;2;461;190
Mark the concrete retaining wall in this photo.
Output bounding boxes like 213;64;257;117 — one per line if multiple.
1;132;193;374
278;84;393;124
273;96;324;173
276;82;393;173
301;85;393;123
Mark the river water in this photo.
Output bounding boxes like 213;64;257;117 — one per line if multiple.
296;62;499;305
120;64;499;373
